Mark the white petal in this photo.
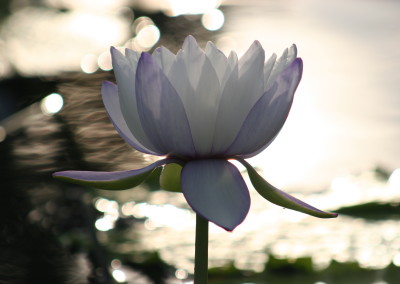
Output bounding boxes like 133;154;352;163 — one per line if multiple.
166;37;222;156
135;53;196;157
188;56;220;156
226;59;303;157
110;47;155;151
125;48;141;67
263;53;277;90
211;61;239;154
152;46;175;74
101;81;160;155
205;41;228;84
181;35;206;89
220;50;238;89
265;44;297;91
211;41;265;154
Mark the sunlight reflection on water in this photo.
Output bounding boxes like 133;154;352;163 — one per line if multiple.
0;6;130;75
103;169;400;274
220;0;400;191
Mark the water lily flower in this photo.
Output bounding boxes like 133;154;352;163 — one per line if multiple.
54;36;337;231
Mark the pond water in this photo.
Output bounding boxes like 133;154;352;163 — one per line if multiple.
220;0;400;191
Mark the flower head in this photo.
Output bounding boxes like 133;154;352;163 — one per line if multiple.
54;36;337;231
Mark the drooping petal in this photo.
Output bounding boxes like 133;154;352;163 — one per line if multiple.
235;157;338;218
101;81;161;155
135;52;195;157
211;41;265;154
53;159;180;190
110;47;158;152
181;159;250;231
226;58;303;157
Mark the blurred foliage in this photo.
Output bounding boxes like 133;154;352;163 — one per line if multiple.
336;202;400;220
207;256;400;284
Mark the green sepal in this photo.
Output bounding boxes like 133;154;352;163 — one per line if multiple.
234;157;338;218
160;163;183;192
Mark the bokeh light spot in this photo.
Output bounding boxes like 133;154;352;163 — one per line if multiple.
98;51;113;71
135;25;160;49
201;8;224;31
175;268;188;280
81;54;99;74
95;217;114;231
112;269;127;283
40;93;64;115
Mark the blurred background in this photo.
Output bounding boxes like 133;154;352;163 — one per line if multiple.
0;0;400;283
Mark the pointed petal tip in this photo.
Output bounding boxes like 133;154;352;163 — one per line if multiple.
101;80;115;89
52;159;180;190
110;46;122;57
183;35;199;47
139;51;152;61
235;157;337;219
252;40;262;46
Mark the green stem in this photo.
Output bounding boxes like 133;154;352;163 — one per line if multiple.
194;214;209;284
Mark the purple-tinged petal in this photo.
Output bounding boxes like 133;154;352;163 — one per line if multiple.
135;52;195;157
101;81;161;155
110;47;159;153
152;46;175;74
265;44;297;92
53;158;181;190
226;58;303;157
235;157;338;218
181;159;250;231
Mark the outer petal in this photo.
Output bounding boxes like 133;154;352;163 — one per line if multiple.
135;52;196;157
110;47;158;152
101;81;161;155
181;159;250;231
235;157;338;218
225;58;303;157
53;159;180;190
